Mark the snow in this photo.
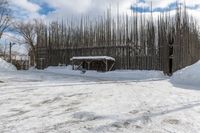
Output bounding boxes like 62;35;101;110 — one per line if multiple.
1;61;200;132
171;61;200;87
45;66;166;81
70;56;115;61
0;58;17;71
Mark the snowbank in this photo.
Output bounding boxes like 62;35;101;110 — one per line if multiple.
45;66;166;81
0;58;17;71
171;61;200;87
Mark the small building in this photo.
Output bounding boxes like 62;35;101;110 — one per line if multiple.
70;56;115;72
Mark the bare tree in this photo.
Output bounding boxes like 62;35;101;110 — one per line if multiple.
0;0;12;38
14;21;37;66
14;20;45;66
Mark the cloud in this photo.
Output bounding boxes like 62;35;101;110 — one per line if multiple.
145;0;176;9
42;0;137;20
45;0;92;13
10;0;40;13
7;0;200;22
9;0;44;20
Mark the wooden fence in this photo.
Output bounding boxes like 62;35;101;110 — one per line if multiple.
35;7;200;75
36;39;200;75
47;45;159;70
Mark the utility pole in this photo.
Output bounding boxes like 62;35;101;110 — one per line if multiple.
9;42;11;63
9;42;15;63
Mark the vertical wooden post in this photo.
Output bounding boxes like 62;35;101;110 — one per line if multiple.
106;60;108;71
72;60;74;70
87;61;91;70
9;42;12;63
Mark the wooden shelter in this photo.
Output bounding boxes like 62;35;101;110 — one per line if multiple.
70;56;115;72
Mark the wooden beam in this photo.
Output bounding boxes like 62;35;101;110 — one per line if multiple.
109;62;115;71
87;61;91;70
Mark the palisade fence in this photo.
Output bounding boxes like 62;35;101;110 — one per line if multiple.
36;6;200;75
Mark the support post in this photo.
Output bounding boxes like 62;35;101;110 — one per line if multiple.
106;60;108;71
87;61;91;70
72;61;74;70
9;42;16;63
9;42;11;63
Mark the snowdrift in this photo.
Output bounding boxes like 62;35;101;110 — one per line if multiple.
171;61;200;87
45;66;166;81
0;58;17;71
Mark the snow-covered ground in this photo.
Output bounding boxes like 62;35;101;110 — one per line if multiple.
45;66;166;81
1;60;200;133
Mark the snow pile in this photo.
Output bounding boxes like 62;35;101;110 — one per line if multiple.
0;58;17;71
45;66;166;81
171;61;200;86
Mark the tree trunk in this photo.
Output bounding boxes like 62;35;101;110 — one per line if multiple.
30;46;36;67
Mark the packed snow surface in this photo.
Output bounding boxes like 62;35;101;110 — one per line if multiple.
0;66;200;132
171;61;200;87
45;66;166;81
0;58;17;71
1;60;200;132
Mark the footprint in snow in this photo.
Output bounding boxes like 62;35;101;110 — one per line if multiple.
129;110;139;114
163;119;180;125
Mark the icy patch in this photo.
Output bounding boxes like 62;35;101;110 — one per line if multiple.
171;61;200;87
45;66;166;81
0;58;17;71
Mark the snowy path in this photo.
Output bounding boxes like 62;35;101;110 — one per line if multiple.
0;70;200;133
